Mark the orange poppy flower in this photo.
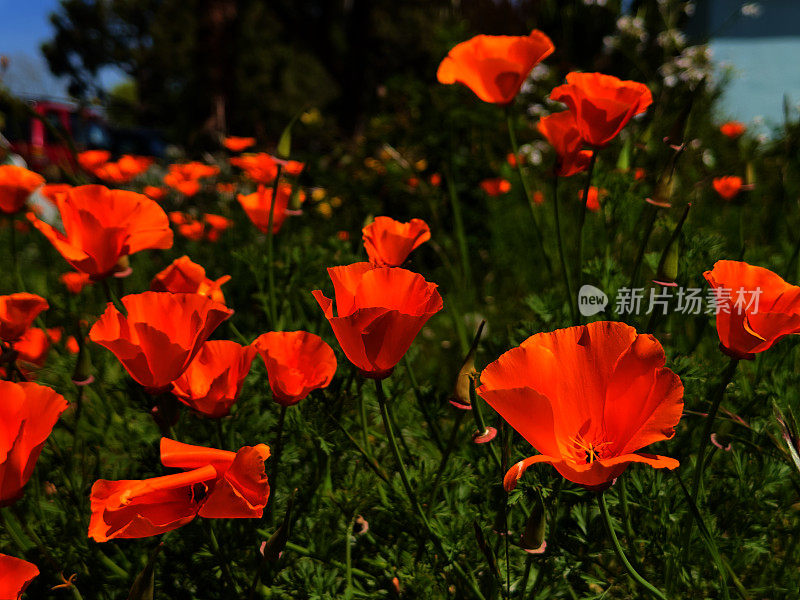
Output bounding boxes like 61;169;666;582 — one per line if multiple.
230;153;279;184
252;331;337;406
480;178;511;196
0;293;49;342
712;176;743;201
703;260;800;359
66;336;80;354
29;185;173;280
237;183;292;234
178;221;205;241
150;255;231;305
160;438;271;519
164;163;220;196
144;186;166;201
171;340;256;417
429;173;442;187
60;271;92;294
77;149;111;172
93;155;153;183
203;214;233;242
89;292;233;392
362;216;431;267
550;72;652;148
0;381;68;506
282;160;305;176
39;184;73;206
223;136;256;152
477;321;683;490
720;121;746;138
437;29;555;104
0;554;39;599
578;186;606;212
0;165;45;214
88;464;218;542
216;182;237;194
312;263;443;379
537;111;593;177
533;190;545;205
13;328;50;368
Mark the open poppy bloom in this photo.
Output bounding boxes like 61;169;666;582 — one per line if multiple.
362;216;431;267
93;155;153;183
223;136;256;152
550;72;652;147
712;176;743;201
178;220;205;241
0;294;49;342
282;160;305;176
537;111;593;177
704;260;800;359
230;153;279;184
252;331;337;406
171;340;256;417
60;272;92;294
0;554;39;599
29;185;173;280
160;438;271;518
12;328;51;369
1;381;68;506
150;255;231;305
89;292;233;392
77;149;111;172
237;183;292;234
312;263;443;379
0;165;45;214
164;162;220;196
88;464;218;542
480;178;512;196
720;121;746;138
477;321;683;490
437;29;555;104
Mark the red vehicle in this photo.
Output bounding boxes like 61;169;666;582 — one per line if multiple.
1;98;111;174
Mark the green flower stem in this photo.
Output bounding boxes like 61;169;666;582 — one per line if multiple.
265;404;288;525
552;174;578;324
266;164;284;329
9;217;25;291
576;150;598;317
505;107;552;278
443;166;472;289
426;409;466;513
629;203;659;290
374;379;486;600
598;492;666;600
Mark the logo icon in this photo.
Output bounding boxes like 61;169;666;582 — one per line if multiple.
578;285;608;317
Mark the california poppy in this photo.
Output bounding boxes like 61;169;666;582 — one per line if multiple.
0;293;49;342
88;464;218;542
60;271;92;294
223;136;256;152
164;163;220;196
537;111;592;177
0;381;68;506
178;220;205;241
437;29;555;104
230;153;279;184
0;165;45;214
312;263;443;379
144;186;166;201
237;183;292;234
578;186;606;212
480;178;512;196
13;328;50;369
282;160;305;176
77;149;111;172
203;214;233;242
171;340;256;417
362;216;431;267
712;176;743;201
160;438;271;518
151;255;231;305
89;292;233;392
252;331;337;406
93;155;153;183
704;260;800;359
720;121;746;139
477;321;683;490
550;72;652;148
29;185;173;280
0;554;39;599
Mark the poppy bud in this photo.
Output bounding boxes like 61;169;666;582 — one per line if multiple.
472;521;501;579
450;320;485;410
71;333;94;386
127;543;163;600
261;489;296;562
520;498;547;554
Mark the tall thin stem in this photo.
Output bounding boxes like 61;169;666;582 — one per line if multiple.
266;164;284;329
598;492;666;600
576;151;598;316
265;404;288;524
552;175;577;323
444;166;472;288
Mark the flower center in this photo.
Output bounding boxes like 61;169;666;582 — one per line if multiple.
569;434;612;464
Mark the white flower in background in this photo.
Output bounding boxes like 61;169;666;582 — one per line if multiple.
531;63;550;81
684;2;696;16
741;3;763;18
702;149;715;167
526;103;548;117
